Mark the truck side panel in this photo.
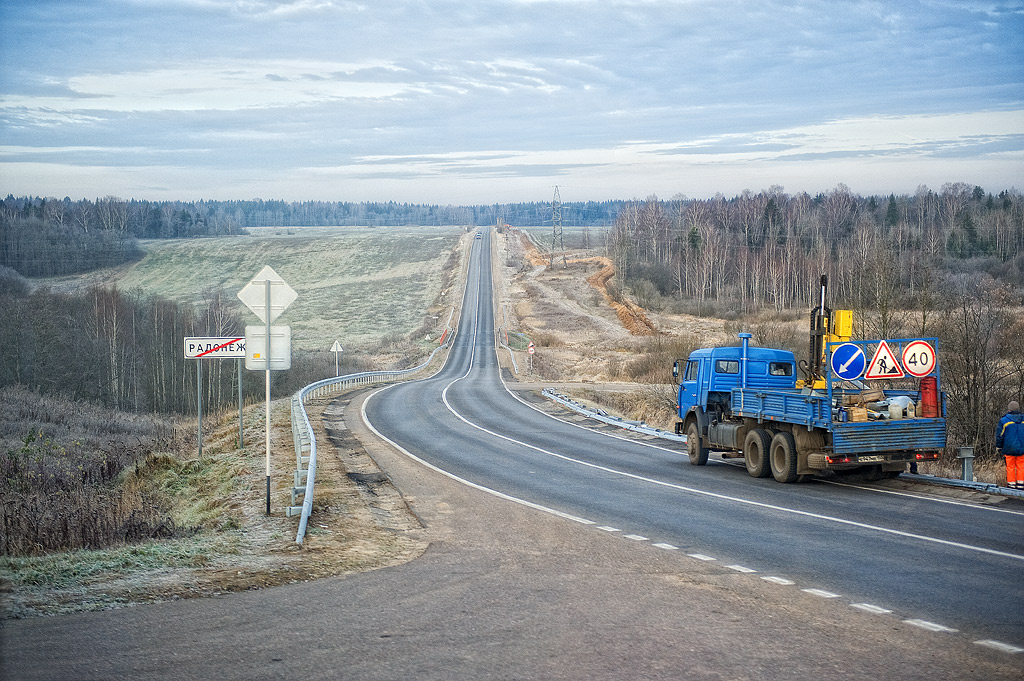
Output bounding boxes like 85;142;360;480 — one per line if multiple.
730;387;831;429
831;419;946;455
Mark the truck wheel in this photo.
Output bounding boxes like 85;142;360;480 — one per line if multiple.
770;432;799;483
686;421;709;466
743;429;772;478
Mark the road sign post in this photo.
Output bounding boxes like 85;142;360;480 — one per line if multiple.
331;340;343;377
184;337;246;458
237;266;296;516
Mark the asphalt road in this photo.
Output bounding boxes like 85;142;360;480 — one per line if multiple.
364;229;1024;656
3;228;1022;680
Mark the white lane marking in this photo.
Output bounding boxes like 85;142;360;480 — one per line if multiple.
688;553;717;561
597;526;621;532
726;565;757;573
443;382;1024;564
802;588;841;598
904;619;958;633
623;534;649;541
823;480;1024;516
653;543;679;550
362;388;595;528
974;640;1024;654
851;603;893;615
762;576;795;586
501;372;1024;519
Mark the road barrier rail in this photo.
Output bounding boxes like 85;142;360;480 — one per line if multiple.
542;388;687;444
289;339;450;544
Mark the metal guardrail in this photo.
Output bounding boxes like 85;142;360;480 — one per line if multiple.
543;390;1024;498
289;340;450;544
541;388;687;444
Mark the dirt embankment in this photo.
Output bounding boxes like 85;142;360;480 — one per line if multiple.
515;232;656;336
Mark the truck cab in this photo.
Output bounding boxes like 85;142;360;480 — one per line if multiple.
676;344;797;418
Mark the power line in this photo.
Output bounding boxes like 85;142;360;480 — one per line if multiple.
550;186;566;269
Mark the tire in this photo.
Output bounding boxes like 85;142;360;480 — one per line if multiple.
770;431;799;483
743;429;772;478
687;421;709;466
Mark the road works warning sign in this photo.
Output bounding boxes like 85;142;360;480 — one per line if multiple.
865;340;905;380
184;337;246;359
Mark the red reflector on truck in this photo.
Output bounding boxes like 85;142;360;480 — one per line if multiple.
915;452;939;461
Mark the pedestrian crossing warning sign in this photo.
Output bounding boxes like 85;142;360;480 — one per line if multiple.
865;340;905;380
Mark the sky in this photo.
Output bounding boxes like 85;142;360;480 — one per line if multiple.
1;0;1022;204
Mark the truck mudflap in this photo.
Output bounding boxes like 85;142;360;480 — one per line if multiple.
830;418;946;455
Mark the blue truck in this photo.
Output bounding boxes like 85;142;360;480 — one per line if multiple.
673;332;947;482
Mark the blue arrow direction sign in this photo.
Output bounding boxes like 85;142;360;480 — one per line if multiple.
830;343;866;380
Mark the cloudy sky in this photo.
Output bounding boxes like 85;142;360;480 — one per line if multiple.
1;0;1022;204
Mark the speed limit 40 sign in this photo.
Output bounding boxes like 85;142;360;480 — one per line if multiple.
901;340;936;377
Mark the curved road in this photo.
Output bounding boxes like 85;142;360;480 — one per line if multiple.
366;228;1024;650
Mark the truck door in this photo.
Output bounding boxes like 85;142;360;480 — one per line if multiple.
679;359;701;414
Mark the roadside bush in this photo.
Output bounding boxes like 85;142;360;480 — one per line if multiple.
0;387;181;556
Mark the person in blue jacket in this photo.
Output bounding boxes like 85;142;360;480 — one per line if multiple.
996;400;1024;489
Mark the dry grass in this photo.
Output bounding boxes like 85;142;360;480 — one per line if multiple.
0;387;183;556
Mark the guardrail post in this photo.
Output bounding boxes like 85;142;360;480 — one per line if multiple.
957;446;975;481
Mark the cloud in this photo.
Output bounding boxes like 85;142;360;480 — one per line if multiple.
1;1;1021;201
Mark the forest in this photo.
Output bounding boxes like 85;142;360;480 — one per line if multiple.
2;183;1023;461
607;182;1024;458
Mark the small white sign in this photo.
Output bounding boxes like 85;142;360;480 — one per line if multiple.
184;336;246;359
245;325;292;370
331;340;343;353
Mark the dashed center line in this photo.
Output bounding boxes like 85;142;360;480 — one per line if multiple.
653;543;679;550
623;534;649;541
688;553;717;561
802;588;842;599
597;526;620;532
904;619;958;633
726;565;757;573
975;640;1024;654
851;603;892;615
762;576;795;586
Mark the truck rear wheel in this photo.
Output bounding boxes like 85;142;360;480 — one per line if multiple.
743;429;772;478
686;421;709;466
770;432;799;483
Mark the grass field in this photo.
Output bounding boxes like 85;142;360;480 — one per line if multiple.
51;225;466;352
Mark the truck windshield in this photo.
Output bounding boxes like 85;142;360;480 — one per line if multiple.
684;361;700;381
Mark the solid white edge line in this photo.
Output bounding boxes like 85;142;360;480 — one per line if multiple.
361;386;594;527
446;379;1024;564
823;479;1024;516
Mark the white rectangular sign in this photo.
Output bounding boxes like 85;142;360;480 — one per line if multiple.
184;336;246;359
245;325;291;371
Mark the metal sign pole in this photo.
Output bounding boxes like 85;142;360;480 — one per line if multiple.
197;359;203;457
264;280;272;515
237;357;244;449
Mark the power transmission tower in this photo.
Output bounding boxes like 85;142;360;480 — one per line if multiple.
550;185;566;268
